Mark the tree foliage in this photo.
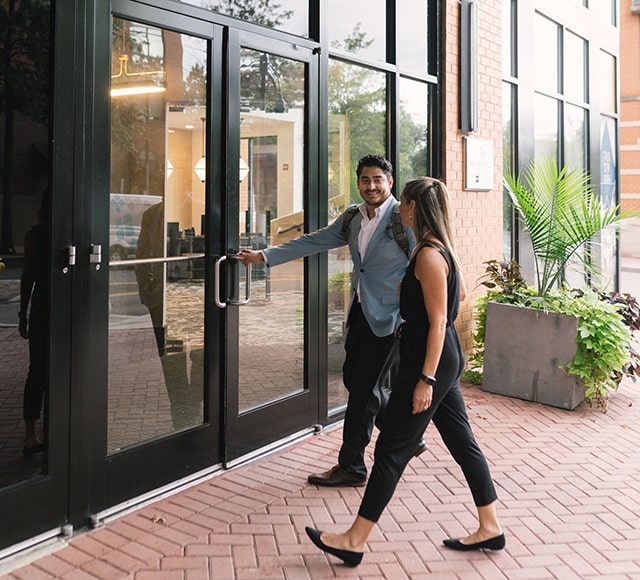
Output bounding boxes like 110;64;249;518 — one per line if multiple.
204;0;292;28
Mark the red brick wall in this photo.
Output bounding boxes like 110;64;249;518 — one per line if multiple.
620;6;640;213
443;0;504;352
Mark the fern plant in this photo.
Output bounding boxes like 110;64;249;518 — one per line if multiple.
504;156;636;297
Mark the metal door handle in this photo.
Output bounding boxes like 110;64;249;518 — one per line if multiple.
90;244;102;264
67;245;76;266
229;254;251;305
214;255;227;308
213;255;252;309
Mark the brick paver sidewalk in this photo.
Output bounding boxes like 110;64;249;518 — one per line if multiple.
2;378;640;579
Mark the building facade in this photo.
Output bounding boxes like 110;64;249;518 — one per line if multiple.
0;0;619;557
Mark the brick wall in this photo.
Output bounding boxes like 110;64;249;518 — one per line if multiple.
443;0;504;352
621;5;640;213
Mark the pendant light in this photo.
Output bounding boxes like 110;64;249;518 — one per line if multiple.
194;117;207;183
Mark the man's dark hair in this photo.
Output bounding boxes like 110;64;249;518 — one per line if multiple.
356;154;393;179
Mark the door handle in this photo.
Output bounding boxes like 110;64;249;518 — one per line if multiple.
214;255;227;308
213;255;252;309
90;244;102;270
229;254;251;306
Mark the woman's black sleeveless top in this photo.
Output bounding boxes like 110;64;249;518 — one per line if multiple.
399;241;460;329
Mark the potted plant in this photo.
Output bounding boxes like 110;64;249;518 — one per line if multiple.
467;157;640;411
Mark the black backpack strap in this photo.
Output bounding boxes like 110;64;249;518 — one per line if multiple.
390;204;410;257
341;202;410;257
341;205;361;241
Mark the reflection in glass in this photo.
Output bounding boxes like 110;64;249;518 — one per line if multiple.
398;78;429;187
327;60;386;412
397;0;428;75
238;49;306;412
108;20;207;451
180;0;308;37
0;1;51;488
328;0;385;61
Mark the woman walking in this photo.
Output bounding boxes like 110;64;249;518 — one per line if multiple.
306;177;504;566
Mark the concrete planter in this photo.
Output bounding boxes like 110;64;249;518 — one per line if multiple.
481;301;585;410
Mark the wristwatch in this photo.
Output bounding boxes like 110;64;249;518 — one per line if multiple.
419;373;436;386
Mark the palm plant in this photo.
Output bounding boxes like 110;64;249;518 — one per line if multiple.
504;156;635;297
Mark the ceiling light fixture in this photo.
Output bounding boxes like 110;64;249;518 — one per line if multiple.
111;54;167;97
194;117;207;183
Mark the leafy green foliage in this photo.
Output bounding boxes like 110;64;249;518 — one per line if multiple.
468;261;640;411
206;0;293;28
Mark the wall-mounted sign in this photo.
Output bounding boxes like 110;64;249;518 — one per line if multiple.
464;137;493;191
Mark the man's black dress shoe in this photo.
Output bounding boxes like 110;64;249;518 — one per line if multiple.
443;533;505;551
23;442;44;458
305;526;363;567
413;439;428;458
307;465;366;487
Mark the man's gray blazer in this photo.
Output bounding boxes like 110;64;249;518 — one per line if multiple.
263;201;416;337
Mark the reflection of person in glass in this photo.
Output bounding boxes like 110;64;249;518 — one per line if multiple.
135;201;202;429
19;193;48;458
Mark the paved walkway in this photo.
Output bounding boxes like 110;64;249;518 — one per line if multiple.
2;377;640;580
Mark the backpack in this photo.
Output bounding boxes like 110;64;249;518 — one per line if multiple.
341;203;411;258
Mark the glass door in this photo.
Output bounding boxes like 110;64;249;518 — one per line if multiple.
0;0;74;552
102;7;222;507
222;32;319;461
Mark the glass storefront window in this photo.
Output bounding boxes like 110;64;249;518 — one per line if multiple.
180;0;308;37
0;1;51;488
397;0;428;76
502;0;515;78
534;14;559;95
326;59;385;412
502;81;514;259
597;115;618;289
108;19;208;450
328;0;385;62
398;77;429;187
564;31;587;104
238;48;306;412
598;50;617;115
591;0;615;27
564;103;587;171
534;93;559;161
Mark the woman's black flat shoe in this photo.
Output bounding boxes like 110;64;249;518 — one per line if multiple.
305;526;363;567
443;533;505;551
23;442;44;458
